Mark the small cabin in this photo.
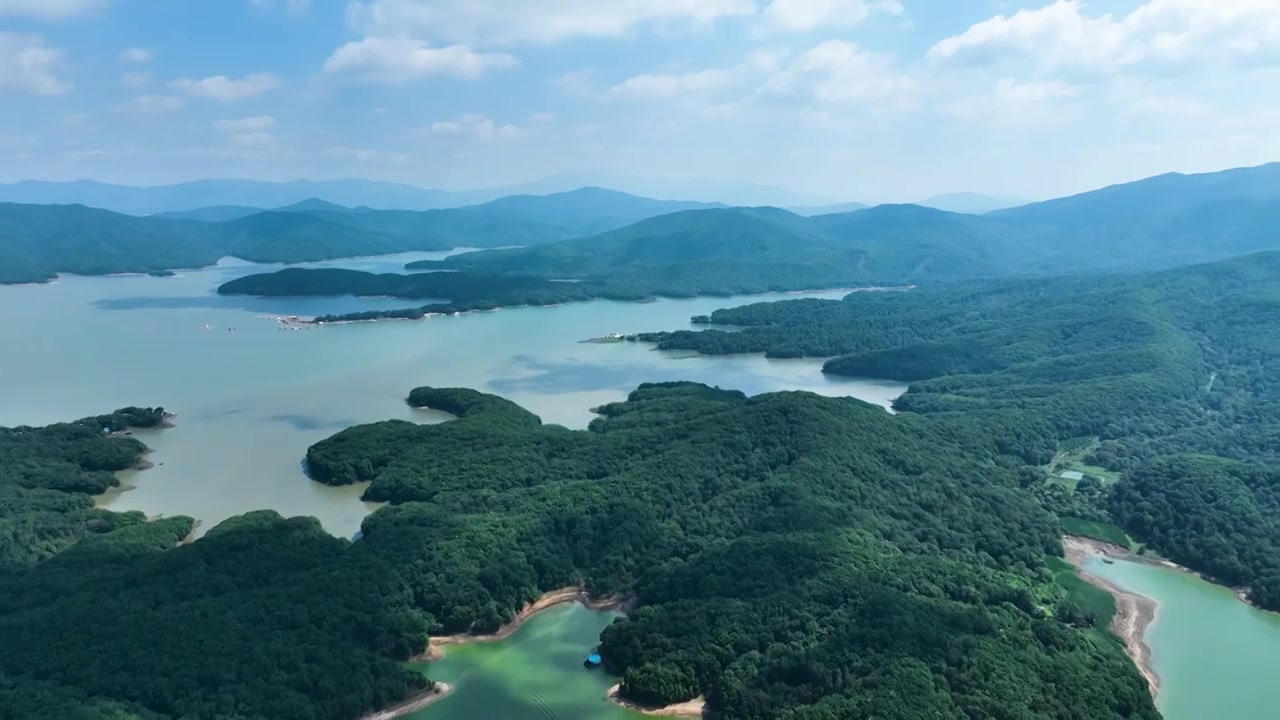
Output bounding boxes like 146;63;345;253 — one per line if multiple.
583;653;602;669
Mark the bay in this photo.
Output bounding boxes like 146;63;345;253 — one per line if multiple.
405;603;645;720
0;252;906;538
1086;557;1280;720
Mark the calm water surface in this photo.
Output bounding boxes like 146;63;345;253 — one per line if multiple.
406;603;644;720
1086;557;1280;720
0;252;905;537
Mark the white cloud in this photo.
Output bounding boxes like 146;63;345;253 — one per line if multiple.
758;0;903;33
345;0;755;45
551;70;596;97
121;71;151;88
323;36;515;83
171;73;281;101
928;0;1280;73
115;94;184;114
119;47;151;63
0;33;71;95
941;77;1078;120
64;149;108;160
323;145;410;162
607;67;741;101
430;113;526;141
0;0;104;19
758;40;910;104
227;132;277;148
606;49;785;102
214;116;277;132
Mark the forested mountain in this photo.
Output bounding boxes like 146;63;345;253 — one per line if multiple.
0;382;1159;719
642;251;1280;608
918;192;1027;214
469;187;725;236
151;205;263;222
404;165;1280;288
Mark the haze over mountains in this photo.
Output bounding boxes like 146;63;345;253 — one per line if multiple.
2;163;1277;289
0;176;1021;217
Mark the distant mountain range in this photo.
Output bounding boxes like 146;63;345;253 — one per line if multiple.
0;175;1028;216
4;163;1278;288
0;176;833;215
413;163;1280;290
0;188;739;284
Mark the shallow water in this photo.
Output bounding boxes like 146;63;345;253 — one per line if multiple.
0;253;905;537
406;603;645;720
1086;557;1280;719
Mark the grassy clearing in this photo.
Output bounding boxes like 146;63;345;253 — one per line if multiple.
1048;555;1118;629
1061;517;1132;548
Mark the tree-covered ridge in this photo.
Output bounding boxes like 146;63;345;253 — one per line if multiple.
303;381;1156;717
0;412;436;720
642;252;1280;610
0;407;171;568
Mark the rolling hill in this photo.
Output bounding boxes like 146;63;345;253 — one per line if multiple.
0;188;746;283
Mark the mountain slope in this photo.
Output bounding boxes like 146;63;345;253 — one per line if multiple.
468;187;724;236
917;192;1028;214
152;205;264;222
0;203;223;283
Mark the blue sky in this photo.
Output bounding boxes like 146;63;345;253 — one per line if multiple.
0;0;1277;202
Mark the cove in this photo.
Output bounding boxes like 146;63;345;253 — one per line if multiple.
0;251;906;538
1086;557;1280;720
404;602;647;720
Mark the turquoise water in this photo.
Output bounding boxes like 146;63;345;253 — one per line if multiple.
1086;557;1280;720
0;253;905;537
406;603;645;720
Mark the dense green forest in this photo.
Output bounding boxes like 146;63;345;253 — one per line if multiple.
1;385;1156;719
642;251;1280;609
303;383;1154;717
0;411;438;720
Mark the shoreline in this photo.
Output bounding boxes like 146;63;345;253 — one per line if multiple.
1062;536;1160;696
416;586;631;661
291;285;915;327
606;684;706;718
357;682;452;720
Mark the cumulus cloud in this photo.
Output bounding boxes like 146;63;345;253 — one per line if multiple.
758;40;911;104
344;0;755;45
0;33;71;95
227;132;277;148
213;116;277;133
0;0;105;19
115;94;184;114
171;73;280;101
430;113;526;141
323;145;410;162
928;0;1280;73
757;0;903;33
119;47;151;63
121;71;151;88
941;77;1079;121
323;36;515;83
605;49;785;102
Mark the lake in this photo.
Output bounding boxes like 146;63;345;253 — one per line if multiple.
1086;557;1280;720
405;603;645;720
0;251;906;538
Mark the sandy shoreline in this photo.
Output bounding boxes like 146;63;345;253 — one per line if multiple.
416;586;631;661
357;683;452;720
606;684;706;718
1062;536;1160;696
